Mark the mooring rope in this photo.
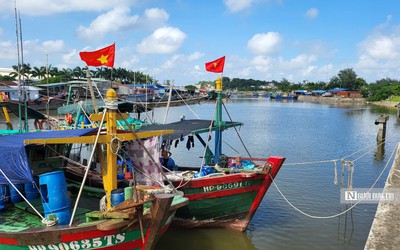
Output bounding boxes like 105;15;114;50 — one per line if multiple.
283;134;398;167
269;142;399;219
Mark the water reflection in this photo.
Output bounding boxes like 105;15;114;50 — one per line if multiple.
156;227;256;250
337;208;355;249
375;141;385;161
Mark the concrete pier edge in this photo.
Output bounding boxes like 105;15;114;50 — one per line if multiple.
365;144;400;249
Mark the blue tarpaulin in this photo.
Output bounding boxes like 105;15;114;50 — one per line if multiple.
0;128;95;185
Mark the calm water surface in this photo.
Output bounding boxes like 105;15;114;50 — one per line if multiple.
5;98;396;250
152;97;399;250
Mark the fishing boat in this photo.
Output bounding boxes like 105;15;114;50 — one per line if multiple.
142;77;285;231
270;92;298;100
0;84;68;111
66;77;285;231
0;89;188;249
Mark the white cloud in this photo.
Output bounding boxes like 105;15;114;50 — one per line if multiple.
194;65;202;71
40;40;65;53
161;52;204;70
62;49;79;65
358;35;399;60
187;51;204;61
286;54;317;68
224;0;254;13
305;8;318;19
139;8;169;29
0;41;15;60
76;6;139;41
162;54;184;69
355;17;400;78
136;27;187;54
251;55;273;72
0;0;131;16
247;32;282;55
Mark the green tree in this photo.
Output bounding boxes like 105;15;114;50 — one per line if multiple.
31;66;46;79
338;68;357;89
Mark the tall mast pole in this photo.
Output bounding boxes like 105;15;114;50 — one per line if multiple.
14;3;22;132
214;76;223;163
19;11;28;131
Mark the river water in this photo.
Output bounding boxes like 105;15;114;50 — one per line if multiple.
152;97;399;250
3;97;397;249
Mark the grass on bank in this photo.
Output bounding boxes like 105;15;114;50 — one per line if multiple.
389;96;400;102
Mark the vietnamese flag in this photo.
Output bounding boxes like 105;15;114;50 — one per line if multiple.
79;43;115;68
205;56;225;73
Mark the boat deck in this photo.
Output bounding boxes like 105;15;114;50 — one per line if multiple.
0;196;96;233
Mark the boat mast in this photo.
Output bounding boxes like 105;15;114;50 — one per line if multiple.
14;3;22;132
19;11;28;131
214;77;223;163
163;81;173;124
46;54;50;117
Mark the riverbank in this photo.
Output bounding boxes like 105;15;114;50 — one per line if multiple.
365;143;400;249
297;95;399;109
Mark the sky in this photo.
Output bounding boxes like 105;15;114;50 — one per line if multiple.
0;0;400;86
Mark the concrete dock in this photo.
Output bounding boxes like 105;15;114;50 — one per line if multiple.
365;145;400;249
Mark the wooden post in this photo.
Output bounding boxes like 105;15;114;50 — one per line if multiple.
86;70;98;114
375;115;389;142
396;103;400;120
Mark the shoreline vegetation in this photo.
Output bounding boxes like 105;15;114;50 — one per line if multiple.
296;95;399;109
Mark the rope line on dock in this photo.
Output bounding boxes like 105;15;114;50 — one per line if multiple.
269;142;399;219
282;135;397;167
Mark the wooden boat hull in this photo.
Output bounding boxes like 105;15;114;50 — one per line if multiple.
171;156;285;231
0;194;188;250
8;97;67;111
129;96;206;108
0;227;156;250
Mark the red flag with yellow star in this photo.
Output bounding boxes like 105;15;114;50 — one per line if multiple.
205;56;225;73
79;43;115;68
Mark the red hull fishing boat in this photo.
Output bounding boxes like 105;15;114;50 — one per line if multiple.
139;77;285;231
63;77;285;231
0;89;188;249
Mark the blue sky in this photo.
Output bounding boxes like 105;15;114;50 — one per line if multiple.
0;0;400;85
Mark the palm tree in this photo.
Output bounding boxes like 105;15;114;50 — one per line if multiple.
73;66;84;79
59;68;73;81
49;66;59;78
31;66;46;79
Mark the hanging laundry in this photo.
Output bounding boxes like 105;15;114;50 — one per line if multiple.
188;135;194;147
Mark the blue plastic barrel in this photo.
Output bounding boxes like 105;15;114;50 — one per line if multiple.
24;177;39;200
9;184;23;203
111;188;125;206
39;171;71;225
0;185;8;211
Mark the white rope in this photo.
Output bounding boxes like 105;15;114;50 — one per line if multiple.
270;142;398;219
174;90;201;119
283;134;400;167
99;195;107;211
110;136;122;155
69;109;107;226
334;160;338;185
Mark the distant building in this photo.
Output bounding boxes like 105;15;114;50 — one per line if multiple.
0;68;14;77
